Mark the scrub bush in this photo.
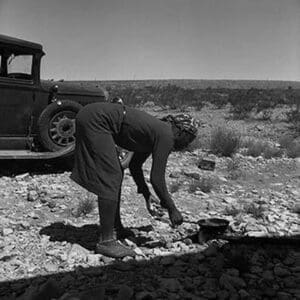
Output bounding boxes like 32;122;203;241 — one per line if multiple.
263;145;283;159
210;126;241;157
243;203;265;219
286;142;300;158
244;140;266;157
74;196;95;217
244;139;283;159
279;135;300;158
279;134;294;149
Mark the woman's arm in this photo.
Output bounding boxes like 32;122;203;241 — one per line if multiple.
150;137;183;226
129;152;151;198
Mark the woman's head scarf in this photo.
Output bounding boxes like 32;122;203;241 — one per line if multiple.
161;113;200;136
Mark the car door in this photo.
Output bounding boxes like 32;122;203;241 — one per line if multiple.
0;53;35;138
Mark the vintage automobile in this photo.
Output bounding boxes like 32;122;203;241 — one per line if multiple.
0;35;131;165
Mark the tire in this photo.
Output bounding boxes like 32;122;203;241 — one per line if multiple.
38;100;83;152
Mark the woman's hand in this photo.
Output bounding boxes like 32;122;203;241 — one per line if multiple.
145;194;164;217
168;208;183;227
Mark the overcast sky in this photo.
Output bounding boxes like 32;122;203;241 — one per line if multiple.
0;0;299;81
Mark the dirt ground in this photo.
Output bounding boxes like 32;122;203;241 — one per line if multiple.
0;105;299;300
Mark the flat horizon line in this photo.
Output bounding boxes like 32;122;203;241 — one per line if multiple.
64;78;300;83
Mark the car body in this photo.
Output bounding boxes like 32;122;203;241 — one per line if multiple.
0;34;108;159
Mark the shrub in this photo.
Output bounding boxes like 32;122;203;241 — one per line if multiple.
244;139;283;159
279;135;294;149
74;196;95;217
286;109;300;133
243;203;265;219
188;177;214;193
186;135;203;151
263;145;283;159
244;140;266;157
286;142;300;158
210;126;241;157
229;89;257;119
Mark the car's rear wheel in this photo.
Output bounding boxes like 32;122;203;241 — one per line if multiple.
37;100;133;168
38;100;82;152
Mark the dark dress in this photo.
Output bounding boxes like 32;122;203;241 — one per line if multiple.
71;102;174;203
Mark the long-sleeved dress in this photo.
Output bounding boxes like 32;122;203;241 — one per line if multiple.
70;102;174;204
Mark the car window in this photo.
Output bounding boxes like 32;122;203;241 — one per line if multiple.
6;54;33;80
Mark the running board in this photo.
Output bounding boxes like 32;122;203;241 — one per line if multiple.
0;145;74;160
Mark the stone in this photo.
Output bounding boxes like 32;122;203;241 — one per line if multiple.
159;278;180;292
15;172;30;180
282;276;298;288
217;290;229;300
276;292;293;300
223;197;236;204
135;291;154;300
27;190;39;202
2;228;13;236
47;200;56;209
219;274;239;293
200;290;217;299
33;278;63;300
263;287;277;297
87;254;102;265
247;231;266;237
169;171;181;178
101;256;115;264
134;247;145;257
44;262;58;273
262;270;274;281
79;287;105;300
144;101;155;107
238;289;250;299
160;256;176;266
184;172;201;180
28;212;39;219
274;266;291;277
198;158;216;171
67;243;90;263
116;285;134;300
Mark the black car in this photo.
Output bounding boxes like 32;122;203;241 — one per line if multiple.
0;34;109;160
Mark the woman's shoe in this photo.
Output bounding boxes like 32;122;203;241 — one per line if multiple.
95;239;136;258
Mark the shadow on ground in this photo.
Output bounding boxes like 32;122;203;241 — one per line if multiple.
1;222;299;299
0;158;72;177
40;223;154;251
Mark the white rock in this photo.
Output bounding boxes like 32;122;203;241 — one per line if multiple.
67;243;90;263
2;228;13;236
27;190;39;202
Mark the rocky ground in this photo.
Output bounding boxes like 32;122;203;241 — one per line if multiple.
0;106;299;300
